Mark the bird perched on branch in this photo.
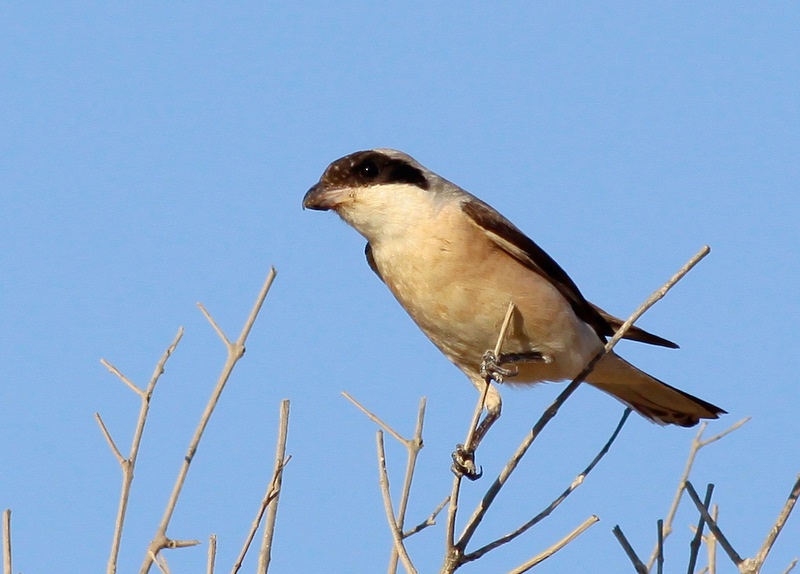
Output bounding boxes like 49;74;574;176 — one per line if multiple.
303;148;724;469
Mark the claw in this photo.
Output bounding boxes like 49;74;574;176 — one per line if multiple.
480;350;519;383
451;444;483;480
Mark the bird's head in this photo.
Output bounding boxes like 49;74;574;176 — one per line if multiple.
303;148;438;241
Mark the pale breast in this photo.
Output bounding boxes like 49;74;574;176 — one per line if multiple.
370;203;602;382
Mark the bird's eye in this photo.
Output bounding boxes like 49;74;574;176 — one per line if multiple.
358;160;379;180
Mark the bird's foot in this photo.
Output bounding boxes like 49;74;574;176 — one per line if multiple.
451;444;483;481
480;350;518;383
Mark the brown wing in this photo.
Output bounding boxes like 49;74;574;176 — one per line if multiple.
461;198;677;348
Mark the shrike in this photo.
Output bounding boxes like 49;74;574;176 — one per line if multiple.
303;148;724;438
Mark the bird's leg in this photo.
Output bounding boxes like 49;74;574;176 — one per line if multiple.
451;404;503;480
452;350;547;480
451;352;511;481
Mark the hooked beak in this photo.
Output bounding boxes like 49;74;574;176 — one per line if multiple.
302;182;348;211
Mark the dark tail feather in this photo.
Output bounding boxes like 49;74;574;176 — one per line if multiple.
585;353;725;427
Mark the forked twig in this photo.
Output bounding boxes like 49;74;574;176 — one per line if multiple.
344;393;429;573
647;417;750;569
139;268;277;574
99;327;184;574
377;431;418;574
392;398;427;572
231;402;291;574
685;472;800;574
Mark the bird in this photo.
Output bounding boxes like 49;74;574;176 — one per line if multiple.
303;148;724;449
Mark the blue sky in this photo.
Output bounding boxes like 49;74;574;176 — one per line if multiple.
2;3;799;572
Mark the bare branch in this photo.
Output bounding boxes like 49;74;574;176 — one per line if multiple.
102;327;184;574
239;267;277;344
444;392;482;559
396;397;426;528
684;481;743;567
707;504;718;574
101;358;145;396
140;268;277;574
753;473;800;569
235;441;292;574
387;397;428;574
443;304;516;568
687;484;715;574
150;550;170;574
95;412;125;464
166;539;201;548
376;431;418;574
782;558;798;574
197;303;231;347
656;519;664;574
343;393;429;574
651;420;707;568
613;525;648;574
494;301;517;358
343;391;407;445
698;417;750;448
3;509;11;574
403;496;450;538
508;515;599;574
207;534;217;574
647;417;749;569
257;399;291;574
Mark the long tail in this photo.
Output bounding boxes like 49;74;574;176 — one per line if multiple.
585;352;725;427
